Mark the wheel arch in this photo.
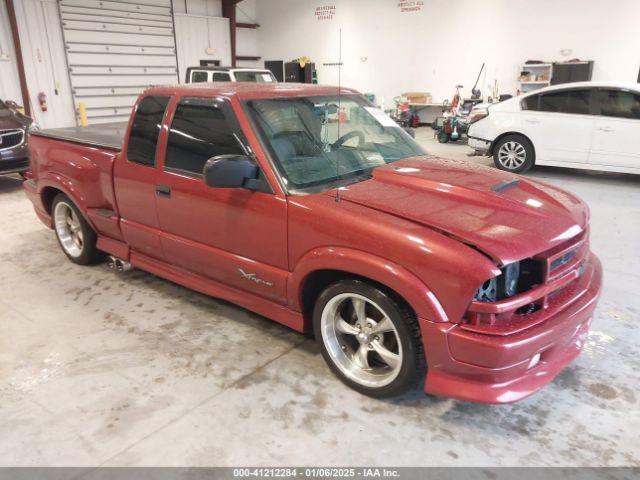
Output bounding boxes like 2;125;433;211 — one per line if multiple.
489;131;536;161
39;178;96;232
289;247;448;333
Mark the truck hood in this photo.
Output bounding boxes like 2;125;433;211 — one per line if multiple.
336;156;588;265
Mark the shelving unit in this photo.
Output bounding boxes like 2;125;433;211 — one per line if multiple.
518;63;553;93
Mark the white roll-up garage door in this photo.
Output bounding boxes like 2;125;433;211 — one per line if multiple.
59;0;178;124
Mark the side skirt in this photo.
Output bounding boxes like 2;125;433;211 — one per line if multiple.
130;251;305;333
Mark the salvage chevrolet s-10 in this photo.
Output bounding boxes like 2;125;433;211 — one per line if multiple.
23;83;602;403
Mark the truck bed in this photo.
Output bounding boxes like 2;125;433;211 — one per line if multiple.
30;122;127;151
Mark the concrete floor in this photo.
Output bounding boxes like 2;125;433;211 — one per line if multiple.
1;129;639;467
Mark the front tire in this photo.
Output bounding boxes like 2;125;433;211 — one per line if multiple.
493;134;535;173
313;279;425;397
52;194;102;265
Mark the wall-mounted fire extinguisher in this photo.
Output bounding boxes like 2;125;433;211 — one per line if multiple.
38;92;48;112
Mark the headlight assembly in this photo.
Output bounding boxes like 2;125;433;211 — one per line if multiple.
474;258;543;303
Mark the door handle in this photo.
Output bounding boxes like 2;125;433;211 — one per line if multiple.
525;119;540;124
598;126;614;133
155;184;171;197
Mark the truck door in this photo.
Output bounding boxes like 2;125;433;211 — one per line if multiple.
154;96;288;304
113;94;171;260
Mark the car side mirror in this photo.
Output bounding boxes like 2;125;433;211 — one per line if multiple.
203;154;260;190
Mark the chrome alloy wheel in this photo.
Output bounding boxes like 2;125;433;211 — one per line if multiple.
497;141;527;169
54;201;83;258
320;293;402;388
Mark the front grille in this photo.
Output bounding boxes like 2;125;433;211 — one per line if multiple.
466;230;589;334
0;129;25;150
550;248;578;271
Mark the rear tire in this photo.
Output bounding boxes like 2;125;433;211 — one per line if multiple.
313;279;425;398
51;194;102;265
493;134;535;173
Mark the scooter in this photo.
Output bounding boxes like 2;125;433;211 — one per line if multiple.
436;64;486;143
437;85;466;143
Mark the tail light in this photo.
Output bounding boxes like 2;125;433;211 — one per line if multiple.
468;107;488;124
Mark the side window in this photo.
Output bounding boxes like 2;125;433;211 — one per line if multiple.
565;89;592;115
126;95;170;166
191;71;208;83
539;91;569;113
598;89;640;119
212;72;231;82
165;97;245;175
521;94;539;111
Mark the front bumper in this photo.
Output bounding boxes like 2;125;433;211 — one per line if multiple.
421;252;602;403
0;142;29;174
467;135;491;155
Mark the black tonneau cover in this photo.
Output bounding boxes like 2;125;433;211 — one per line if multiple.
30;122;127;151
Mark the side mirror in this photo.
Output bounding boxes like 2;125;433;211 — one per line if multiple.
203;154;260;190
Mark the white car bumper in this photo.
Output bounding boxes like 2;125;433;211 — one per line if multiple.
468;135;492;155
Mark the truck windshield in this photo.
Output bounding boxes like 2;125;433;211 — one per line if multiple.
245;95;426;193
234;71;276;82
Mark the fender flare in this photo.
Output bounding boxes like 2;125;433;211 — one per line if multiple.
37;173;96;231
288;246;448;323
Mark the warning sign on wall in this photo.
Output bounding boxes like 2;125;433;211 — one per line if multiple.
315;5;336;20
397;1;424;13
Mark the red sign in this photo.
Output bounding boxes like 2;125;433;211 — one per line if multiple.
315;5;336;20
397;1;423;13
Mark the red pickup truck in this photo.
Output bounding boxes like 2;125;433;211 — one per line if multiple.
24;83;602;403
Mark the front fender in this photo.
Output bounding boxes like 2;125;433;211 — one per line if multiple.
288;246;448;323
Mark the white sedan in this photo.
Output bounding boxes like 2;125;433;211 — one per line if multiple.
467;81;640;174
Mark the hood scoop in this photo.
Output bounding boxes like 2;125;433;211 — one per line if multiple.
492;178;519;193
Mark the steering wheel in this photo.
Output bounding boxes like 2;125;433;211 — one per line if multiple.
332;130;365;149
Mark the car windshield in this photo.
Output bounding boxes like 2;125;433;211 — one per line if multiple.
234;71;276;82
245;94;426;193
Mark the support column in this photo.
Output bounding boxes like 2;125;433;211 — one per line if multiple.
5;0;30;115
221;0;239;67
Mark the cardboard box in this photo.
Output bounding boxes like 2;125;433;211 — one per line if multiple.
403;92;432;104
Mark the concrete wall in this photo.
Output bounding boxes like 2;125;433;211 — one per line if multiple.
256;0;640;107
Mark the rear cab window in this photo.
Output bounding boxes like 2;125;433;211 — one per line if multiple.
126;95;170;166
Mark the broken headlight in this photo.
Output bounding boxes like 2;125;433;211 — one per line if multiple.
474;259;542;302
